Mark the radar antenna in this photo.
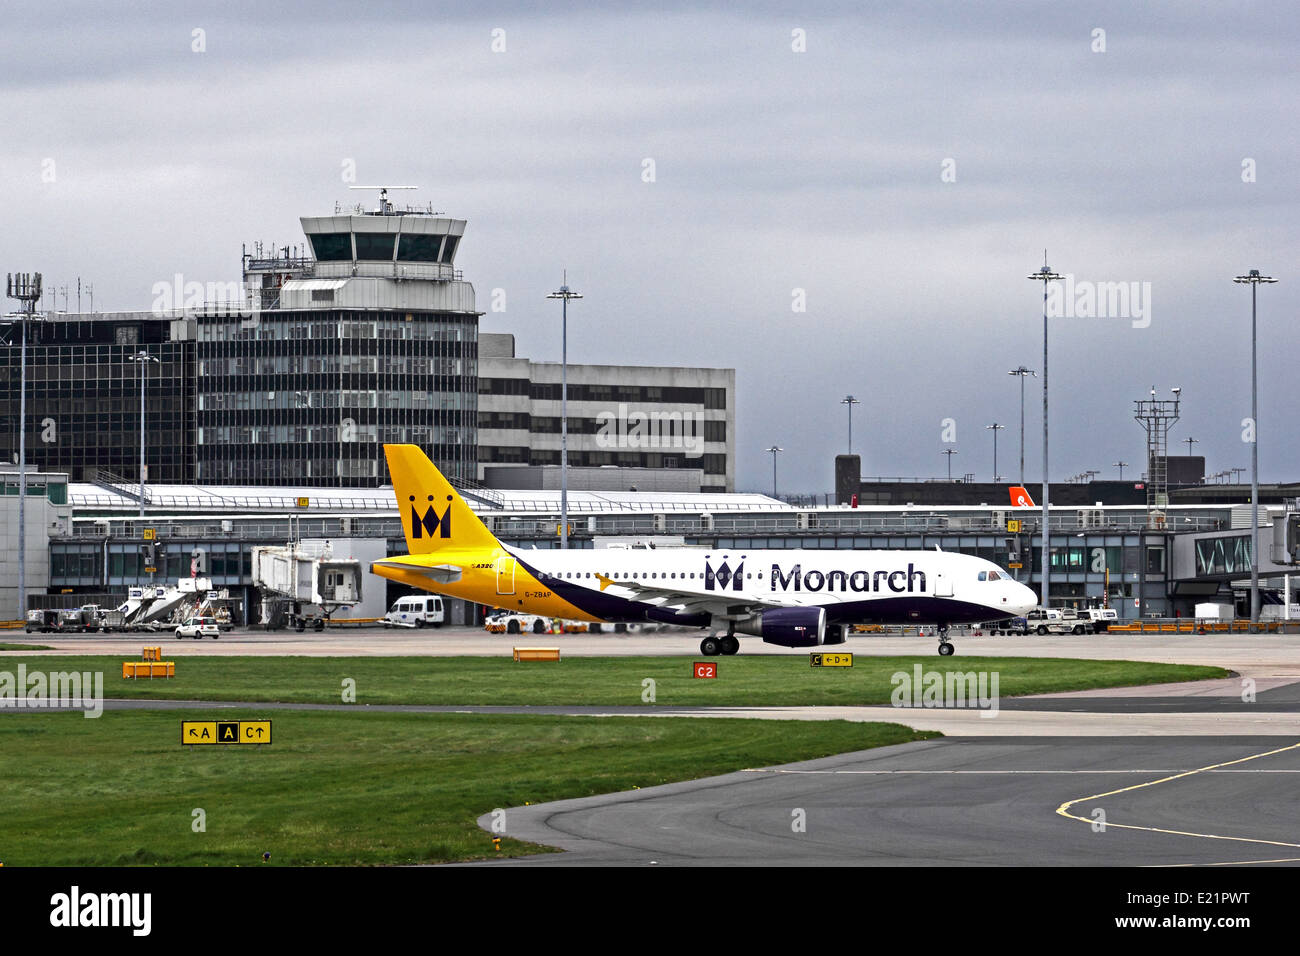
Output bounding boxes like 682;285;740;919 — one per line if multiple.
347;185;418;215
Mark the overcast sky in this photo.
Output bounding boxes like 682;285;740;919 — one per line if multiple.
3;1;1297;494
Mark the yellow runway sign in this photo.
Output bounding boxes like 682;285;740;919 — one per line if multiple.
810;652;853;667
181;719;272;746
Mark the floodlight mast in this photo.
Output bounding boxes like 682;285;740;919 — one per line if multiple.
1027;256;1063;608
547;273;583;549
1233;269;1278;630
766;446;783;497
1008;366;1035;485
6;272;42;622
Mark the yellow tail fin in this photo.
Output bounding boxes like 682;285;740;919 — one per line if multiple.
385;445;501;555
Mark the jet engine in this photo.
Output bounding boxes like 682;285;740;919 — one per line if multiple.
735;606;827;647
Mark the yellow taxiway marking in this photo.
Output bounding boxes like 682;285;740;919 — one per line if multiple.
1056;740;1300;850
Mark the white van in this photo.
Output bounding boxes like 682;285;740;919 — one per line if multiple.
383;595;446;628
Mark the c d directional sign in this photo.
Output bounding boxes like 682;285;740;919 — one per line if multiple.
182;719;272;746
809;652;853;667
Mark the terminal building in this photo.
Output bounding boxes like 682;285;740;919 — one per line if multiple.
5;197;1293;627
3;459;1293;626
198;200;480;486
0;194;480;488
2;195;734;494
477;333;734;493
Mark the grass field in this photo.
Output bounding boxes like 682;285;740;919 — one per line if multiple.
0;643;53;651
0;710;935;866
0;654;1230;707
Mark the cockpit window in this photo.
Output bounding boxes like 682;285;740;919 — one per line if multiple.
978;571;987;581
988;570;1001;581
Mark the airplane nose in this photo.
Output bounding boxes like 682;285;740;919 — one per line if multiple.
1015;583;1036;614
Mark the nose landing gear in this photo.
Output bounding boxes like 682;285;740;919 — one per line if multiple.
937;624;955;656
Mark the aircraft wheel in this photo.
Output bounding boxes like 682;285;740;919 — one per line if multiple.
721;636;740;655
938;642;955;656
700;636;720;656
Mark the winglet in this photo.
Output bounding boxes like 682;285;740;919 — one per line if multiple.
1009;486;1036;508
384;445;501;555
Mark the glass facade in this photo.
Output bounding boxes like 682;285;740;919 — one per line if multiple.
196;309;478;486
477;378;729;481
1195;534;1252;575
0;318;195;483
1;306;479;489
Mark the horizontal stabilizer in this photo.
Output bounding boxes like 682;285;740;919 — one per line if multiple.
370;559;463;584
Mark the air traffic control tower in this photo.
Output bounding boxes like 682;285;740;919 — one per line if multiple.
199;189;482;487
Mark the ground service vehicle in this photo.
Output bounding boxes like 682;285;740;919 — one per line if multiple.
1025;608;1067;635
485;611;550;635
382;595;445;628
1063;608;1118;634
175;616;220;639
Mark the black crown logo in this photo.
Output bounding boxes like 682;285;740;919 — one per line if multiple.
410;494;453;539
704;558;743;591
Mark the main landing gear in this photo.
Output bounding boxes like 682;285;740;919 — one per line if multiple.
937;625;955;656
700;627;740;656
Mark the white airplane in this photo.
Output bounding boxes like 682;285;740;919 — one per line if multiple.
371;445;1038;656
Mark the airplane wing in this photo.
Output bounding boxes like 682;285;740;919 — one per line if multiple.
370;559;463;584
591;574;816;619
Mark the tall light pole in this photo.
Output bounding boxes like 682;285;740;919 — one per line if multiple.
840;395;860;455
6;272;41;622
1234;269;1277;630
1113;460;1128;480
546;274;582;549
1183;436;1198;456
942;447;957;481
1008;366;1035;485
132;350;160;521
1028;256;1063;607
985;423;1005;481
765;446;782;497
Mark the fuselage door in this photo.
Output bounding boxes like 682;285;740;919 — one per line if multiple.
933;567;954;597
496;556;516;595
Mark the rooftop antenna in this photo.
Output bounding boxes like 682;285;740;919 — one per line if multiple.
347;185;418;215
